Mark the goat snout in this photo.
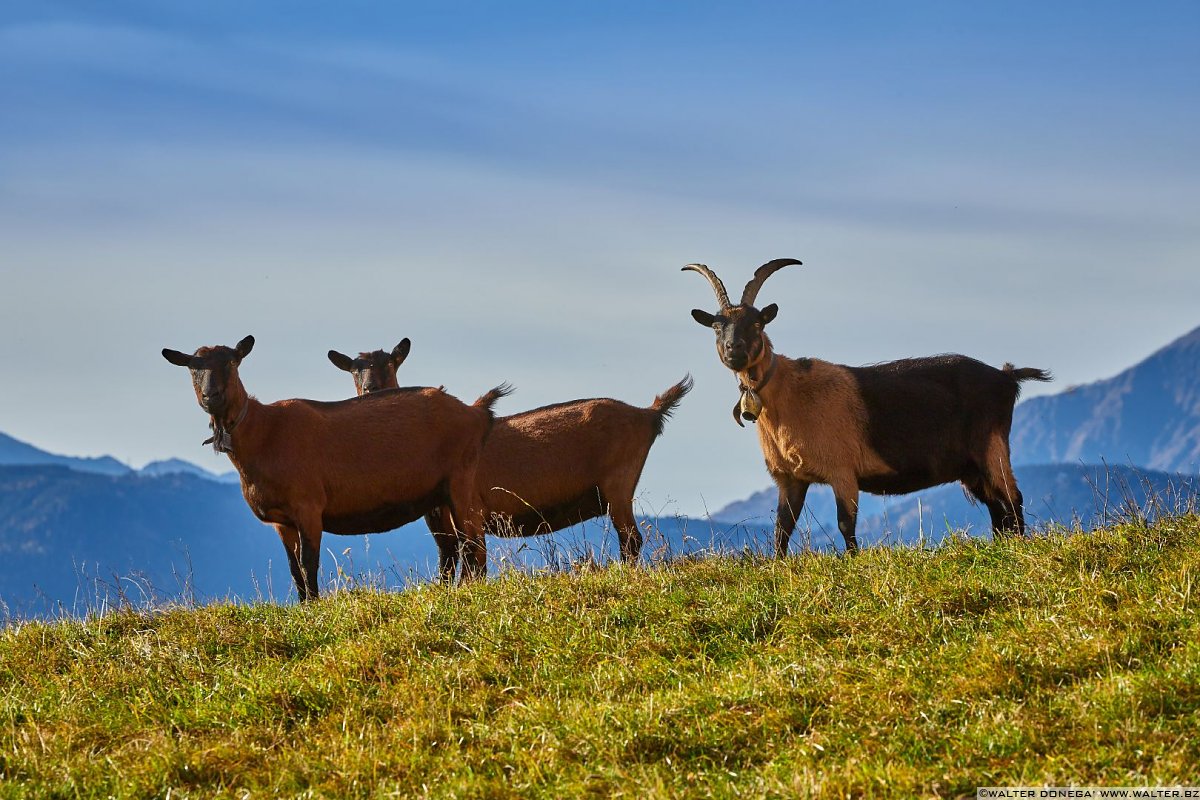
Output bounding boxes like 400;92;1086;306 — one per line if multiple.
201;390;225;411
723;347;749;370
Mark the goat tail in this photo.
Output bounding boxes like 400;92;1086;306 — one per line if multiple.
649;374;694;439
1002;363;1053;383
1003;363;1052;400
473;383;515;421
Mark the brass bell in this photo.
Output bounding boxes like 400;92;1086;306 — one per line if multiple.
739;388;763;422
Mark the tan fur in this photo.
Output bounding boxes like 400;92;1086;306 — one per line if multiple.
754;353;867;488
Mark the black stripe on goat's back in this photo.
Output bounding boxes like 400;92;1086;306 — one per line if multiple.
848;355;1021;488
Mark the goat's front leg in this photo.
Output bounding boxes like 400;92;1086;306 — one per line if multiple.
275;520;322;601
831;482;860;554
773;475;810;557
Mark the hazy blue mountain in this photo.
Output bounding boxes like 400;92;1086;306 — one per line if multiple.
138;458;239;484
0;432;131;476
1011;325;1200;473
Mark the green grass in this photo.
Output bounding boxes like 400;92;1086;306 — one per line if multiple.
2;518;1199;798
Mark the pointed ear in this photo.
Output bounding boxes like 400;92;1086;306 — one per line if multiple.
759;304;779;326
691;309;717;327
235;335;255;360
392;338;411;367
162;348;194;367
328;350;354;372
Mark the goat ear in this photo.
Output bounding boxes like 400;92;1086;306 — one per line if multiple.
235;335;255;360
759;304;779;326
162;348;194;368
328;350;354;372
691;309;717;327
392;338;411;367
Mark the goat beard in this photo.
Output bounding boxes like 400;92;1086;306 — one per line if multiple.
203;418;232;453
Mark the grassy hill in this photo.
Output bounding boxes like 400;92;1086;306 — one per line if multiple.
1;517;1198;798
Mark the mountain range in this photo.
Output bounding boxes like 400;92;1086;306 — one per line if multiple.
0;432;239;483
2;324;1199;614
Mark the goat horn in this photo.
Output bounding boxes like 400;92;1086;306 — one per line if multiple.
740;258;803;307
681;263;732;310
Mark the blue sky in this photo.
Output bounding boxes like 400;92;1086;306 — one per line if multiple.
1;2;1198;516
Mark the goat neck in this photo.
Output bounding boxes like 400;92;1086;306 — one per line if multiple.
204;384;256;455
732;335;779;426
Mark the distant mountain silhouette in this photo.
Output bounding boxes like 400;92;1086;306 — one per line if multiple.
0;433;238;484
139;458;239;484
0;432;130;476
1011;325;1200;473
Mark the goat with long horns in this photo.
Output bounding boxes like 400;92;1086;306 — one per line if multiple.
685;259;1050;554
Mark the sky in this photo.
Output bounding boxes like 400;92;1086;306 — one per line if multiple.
1;1;1198;518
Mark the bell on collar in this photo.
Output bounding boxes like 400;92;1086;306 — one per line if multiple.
739;388;763;422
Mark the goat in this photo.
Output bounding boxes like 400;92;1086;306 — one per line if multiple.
162;335;507;599
684;259;1051;554
328;339;410;395
331;340;692;578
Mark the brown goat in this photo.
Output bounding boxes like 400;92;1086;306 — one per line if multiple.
685;260;1051;554
331;340;691;578
162;335;507;599
328;339;410;395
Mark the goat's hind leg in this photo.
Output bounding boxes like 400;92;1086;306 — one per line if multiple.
427;508;460;584
979;434;1028;538
608;498;643;565
830;480;860;554
446;478;488;583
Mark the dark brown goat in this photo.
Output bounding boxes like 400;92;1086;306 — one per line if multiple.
162;336;506;599
685;260;1051;554
332;341;691;578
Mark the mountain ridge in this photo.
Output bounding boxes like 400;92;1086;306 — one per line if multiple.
1010;324;1200;472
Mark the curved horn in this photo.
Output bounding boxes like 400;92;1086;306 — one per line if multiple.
741;258;803;307
681;263;732;310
